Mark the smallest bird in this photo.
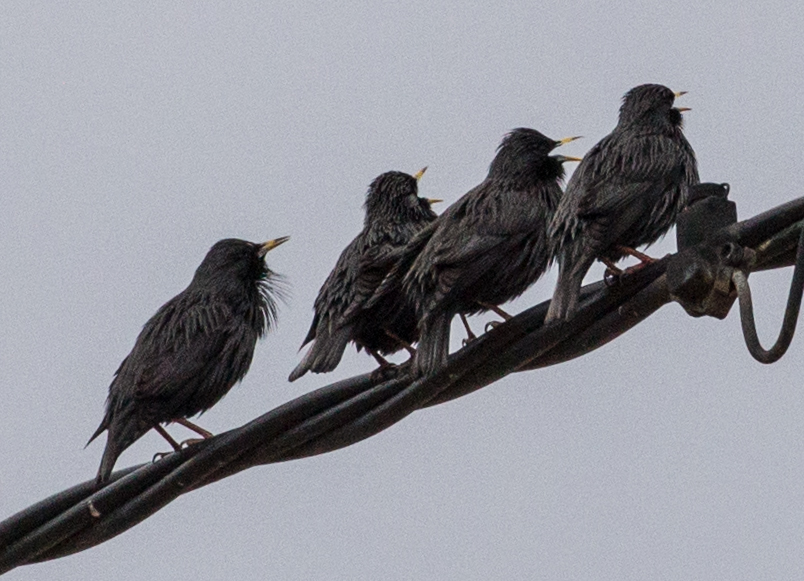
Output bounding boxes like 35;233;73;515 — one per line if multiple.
289;168;440;381
87;236;288;484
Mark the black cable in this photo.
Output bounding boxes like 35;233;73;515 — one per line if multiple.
2;195;804;574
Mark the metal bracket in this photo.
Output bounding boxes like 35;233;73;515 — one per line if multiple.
668;182;741;318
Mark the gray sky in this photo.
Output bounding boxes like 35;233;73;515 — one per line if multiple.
2;2;804;579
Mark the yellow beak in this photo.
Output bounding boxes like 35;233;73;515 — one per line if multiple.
413;166;428;181
258;236;290;257
676;107;691;113
674;90;687;98
557;136;583;145
426;198;443;204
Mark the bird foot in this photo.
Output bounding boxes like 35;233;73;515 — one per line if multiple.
460;314;477;346
152;451;173;462
370;362;401;381
180;437;205;448
604;268;622;287
485;320;503;333
600;257;624;287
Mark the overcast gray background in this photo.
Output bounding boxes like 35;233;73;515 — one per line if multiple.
1;2;803;580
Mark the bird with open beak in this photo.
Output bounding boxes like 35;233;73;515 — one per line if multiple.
366;128;581;377
289;169;440;380
546;84;699;322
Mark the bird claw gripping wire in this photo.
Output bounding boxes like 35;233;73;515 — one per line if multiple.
732;225;804;364
603;268;622;287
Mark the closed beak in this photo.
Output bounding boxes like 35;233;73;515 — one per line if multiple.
258;236;290;256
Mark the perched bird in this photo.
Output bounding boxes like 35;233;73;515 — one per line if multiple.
87;237;288;483
395;128;581;376
288;169;439;381
546;83;699;322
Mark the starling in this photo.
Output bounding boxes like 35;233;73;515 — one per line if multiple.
288;169;439;381
87;237;288;483
397;128;581;376
546;84;699;322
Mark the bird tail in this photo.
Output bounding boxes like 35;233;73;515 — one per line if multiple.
96;433;122;484
413;314;451;377
545;253;593;323
86;417;108;449
288;325;352;381
89;407;145;484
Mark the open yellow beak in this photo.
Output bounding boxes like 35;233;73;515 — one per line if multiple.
557;136;583;146
413;166;428;181
258;236;290;257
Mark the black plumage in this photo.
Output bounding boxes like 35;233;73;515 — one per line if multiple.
288;169;439;381
87;237;288;483
394;128;580;376
546;83;699;322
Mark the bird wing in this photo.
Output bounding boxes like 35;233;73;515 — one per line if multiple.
408;183;542;304
299;236;366;347
430;184;538;266
348;222;437;322
575;133;687;218
120;297;239;402
349;236;412;310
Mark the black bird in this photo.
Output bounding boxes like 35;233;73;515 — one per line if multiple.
288;169;440;381
87;237;288;483
546;84;699;322
396;128;581;376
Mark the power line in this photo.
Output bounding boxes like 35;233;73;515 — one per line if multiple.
1;188;803;574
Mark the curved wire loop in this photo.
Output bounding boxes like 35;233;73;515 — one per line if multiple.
733;225;804;364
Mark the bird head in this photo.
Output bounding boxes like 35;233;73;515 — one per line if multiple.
364;169;440;223
192;237;289;291
489;128;581;183
619;84;688;128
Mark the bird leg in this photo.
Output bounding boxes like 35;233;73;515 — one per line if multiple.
600;257;623;287
173;417;214;439
384;330;416;357
613;246;661;277
152;424;182;462
460;314;477;346
154;424;182;450
369;349;393;368
614;245;657;264
477;302;512;333
477;302;512;321
168;418;215;448
368;349;404;381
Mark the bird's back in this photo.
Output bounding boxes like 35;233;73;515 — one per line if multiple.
405;177;561;318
